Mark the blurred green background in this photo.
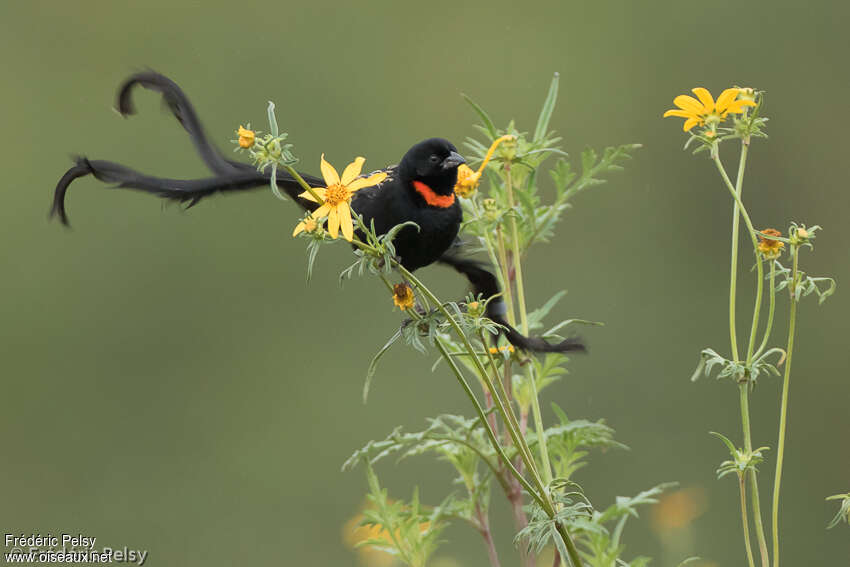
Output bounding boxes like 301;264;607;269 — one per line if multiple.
2;1;847;565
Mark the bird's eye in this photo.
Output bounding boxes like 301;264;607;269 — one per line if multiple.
429;154;440;163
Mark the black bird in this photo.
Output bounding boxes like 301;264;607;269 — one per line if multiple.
52;72;583;354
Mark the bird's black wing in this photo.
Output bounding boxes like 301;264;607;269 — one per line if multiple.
350;165;398;226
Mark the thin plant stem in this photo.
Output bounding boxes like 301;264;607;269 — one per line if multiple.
481;333;540;481
504;164;553;487
406;267;548;502
737;384;769;566
406;273;582;565
754;260;777;360
435;338;545;509
504;166;530;334
772;245;800;567
720;141;743;363
746;252;765;363
495;226;518;326
714;148;770;567
281;163;325;204
475;502;502;567
740;474;757;567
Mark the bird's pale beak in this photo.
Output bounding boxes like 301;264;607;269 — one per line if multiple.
440;151;466;170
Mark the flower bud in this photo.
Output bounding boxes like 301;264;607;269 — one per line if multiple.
236;125;255;148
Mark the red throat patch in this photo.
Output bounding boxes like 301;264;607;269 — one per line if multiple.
412;181;456;208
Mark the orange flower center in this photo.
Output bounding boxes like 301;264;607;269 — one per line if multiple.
324;184;350;206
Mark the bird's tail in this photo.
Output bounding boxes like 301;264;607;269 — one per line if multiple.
438;254;586;354
51;71;323;226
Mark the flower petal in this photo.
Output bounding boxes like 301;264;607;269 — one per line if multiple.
338;201;354;241
340;157;366;186
319;154;340;187
663;109;696;118
683;117;701;131
310;203;331;220
298;187;326;203
691;88;715;113
715;88;740;113
292;222;306;237
726;99;757;114
673;95;704;114
347;171;388;192
327;206;339;239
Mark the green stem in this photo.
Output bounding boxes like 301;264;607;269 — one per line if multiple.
435;338;544;509
554;522;585;567
740;474;757;567
404;269;546;494
772;246;800;567
715;147;769;567
712;152;759;260
505;167;530;334
719;140;744;362
478;203;509;295
495;226;517;326
481;333;540;480
746;252;765;363
412;271;582;565
282;164;325;204
504;165;553;487
754;261;777;360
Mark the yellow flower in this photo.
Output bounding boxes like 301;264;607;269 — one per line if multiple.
392;283;415;311
758;228;785;259
454;135;515;197
292;155;387;241
236;125;255;148
663;87;756;131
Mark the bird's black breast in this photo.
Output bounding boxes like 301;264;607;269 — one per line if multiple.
351;169;462;271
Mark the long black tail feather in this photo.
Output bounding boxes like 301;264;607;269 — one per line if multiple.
51;157;322;226
438;254;586;354
116;71;245;176
52;71;326;226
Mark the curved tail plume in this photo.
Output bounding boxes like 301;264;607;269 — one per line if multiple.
51;71;323;226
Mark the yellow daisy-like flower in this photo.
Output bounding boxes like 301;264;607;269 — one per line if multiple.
663;87;756;131
236;125;255;148
454;134;515;197
392;283;415;311
757;228;785;259
292;155;387;242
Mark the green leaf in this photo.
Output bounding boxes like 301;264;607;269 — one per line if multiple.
364;329;402;403
534;73;560;143
709;431;738;455
527;291;567;330
461;93;498;138
266;100;279;136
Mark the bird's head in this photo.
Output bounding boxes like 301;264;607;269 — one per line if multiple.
398;138;465;201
